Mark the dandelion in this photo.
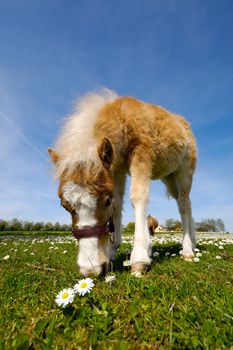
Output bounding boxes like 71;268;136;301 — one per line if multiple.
123;260;131;267
105;275;116;283
2;255;10;260
216;255;222;260
55;288;75;307
194;257;200;262
74;278;94;296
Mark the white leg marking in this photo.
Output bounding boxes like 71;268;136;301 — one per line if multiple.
130;176;151;266
177;194;195;259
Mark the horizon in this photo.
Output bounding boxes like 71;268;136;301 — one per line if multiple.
1;1;233;231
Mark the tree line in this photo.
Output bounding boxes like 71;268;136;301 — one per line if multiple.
164;218;225;232
0;217;226;233
124;218;226;233
0;218;72;232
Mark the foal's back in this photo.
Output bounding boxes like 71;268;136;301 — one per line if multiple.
95;96;196;179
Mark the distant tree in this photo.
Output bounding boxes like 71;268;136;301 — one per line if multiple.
196;218;225;232
216;218;225;232
54;222;61;231
10;218;22;231
22;221;33;231
164;219;182;231
0;220;8;231
44;222;54;231
33;222;44;231
125;222;135;231
60;224;71;231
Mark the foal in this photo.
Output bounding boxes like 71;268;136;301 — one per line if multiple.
49;89;197;277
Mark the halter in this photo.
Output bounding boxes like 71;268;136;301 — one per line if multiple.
72;218;115;242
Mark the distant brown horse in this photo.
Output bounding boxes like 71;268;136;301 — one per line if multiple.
147;215;159;235
49;88;197;277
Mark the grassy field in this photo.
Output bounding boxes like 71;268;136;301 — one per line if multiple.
0;234;233;350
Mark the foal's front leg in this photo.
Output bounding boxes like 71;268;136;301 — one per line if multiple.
130;173;151;277
109;173;126;260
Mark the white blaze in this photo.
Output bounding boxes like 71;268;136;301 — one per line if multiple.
62;181;101;275
63;182;97;227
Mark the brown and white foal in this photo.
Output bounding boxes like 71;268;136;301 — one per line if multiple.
49;89;197;277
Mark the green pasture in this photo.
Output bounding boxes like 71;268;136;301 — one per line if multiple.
0;235;233;350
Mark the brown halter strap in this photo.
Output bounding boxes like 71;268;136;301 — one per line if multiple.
72;218;115;241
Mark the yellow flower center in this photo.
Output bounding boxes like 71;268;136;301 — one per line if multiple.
62;292;69;299
80;281;88;288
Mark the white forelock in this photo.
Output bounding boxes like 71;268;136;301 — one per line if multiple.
54;88;118;178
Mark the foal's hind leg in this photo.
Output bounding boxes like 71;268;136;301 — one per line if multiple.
162;169;196;261
177;189;196;260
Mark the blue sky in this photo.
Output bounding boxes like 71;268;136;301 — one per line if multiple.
0;0;233;231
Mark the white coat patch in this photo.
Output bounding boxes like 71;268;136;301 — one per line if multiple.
62;182;97;227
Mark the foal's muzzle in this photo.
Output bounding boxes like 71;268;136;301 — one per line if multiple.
73;219;115;277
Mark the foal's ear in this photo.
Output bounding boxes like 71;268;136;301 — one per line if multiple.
98;137;114;168
48;147;59;164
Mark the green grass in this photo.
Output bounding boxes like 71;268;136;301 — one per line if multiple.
0;236;233;350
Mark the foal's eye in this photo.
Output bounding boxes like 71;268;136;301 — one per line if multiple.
105;197;112;207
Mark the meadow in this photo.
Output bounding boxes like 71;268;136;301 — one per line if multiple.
0;234;233;350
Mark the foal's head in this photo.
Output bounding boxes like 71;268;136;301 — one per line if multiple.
49;138;115;277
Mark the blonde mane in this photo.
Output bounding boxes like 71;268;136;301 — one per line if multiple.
54;88;118;178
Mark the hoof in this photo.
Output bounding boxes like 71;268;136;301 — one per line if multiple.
132;271;142;278
179;250;194;261
183;256;193;262
131;262;148;277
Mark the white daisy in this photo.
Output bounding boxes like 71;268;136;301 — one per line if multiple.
216;255;222;260
165;252;170;256
194;248;200;252
193;257;200;262
123;260;131;267
55;288;75;307
171;253;176;257
196;252;202;257
63;250;67;254
74;278;94;296
2;255;10;260
105;275;116;283
218;246;224;250
153;251;160;257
